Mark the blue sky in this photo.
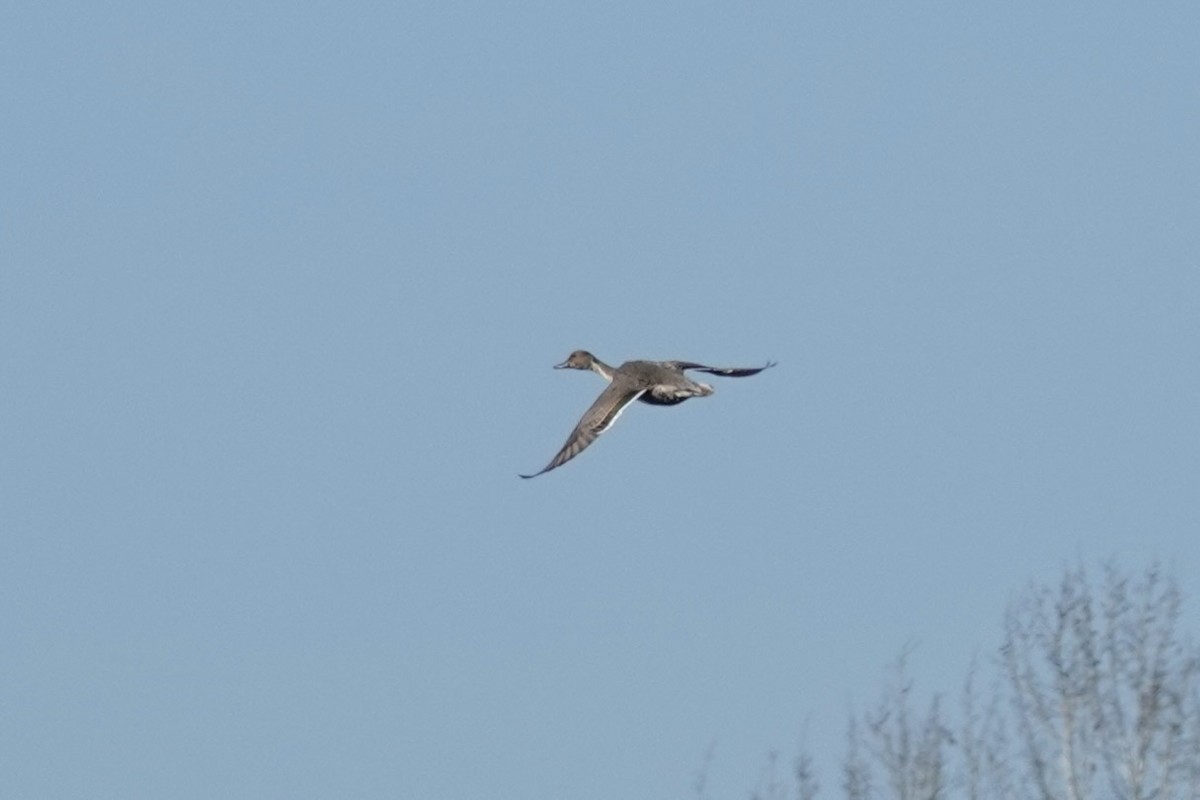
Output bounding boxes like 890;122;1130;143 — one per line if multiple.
3;2;1198;798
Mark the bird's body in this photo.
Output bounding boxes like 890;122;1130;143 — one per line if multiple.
520;350;775;478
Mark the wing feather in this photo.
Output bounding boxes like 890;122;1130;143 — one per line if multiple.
671;360;777;377
520;384;646;478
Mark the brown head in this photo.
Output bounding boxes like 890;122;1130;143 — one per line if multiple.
553;350;596;370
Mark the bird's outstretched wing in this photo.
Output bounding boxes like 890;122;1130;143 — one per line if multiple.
520;384;647;478
670;360;777;377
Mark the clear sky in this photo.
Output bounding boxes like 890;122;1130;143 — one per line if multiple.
3;2;1198;798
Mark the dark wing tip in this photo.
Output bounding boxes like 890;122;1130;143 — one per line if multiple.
678;359;778;377
718;360;778;377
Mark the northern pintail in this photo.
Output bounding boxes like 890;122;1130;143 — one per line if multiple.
520;350;776;479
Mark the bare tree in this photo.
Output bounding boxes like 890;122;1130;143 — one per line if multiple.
693;741;716;800
1001;564;1200;800
851;649;953;800
721;563;1200;800
746;746;821;800
794;748;820;800
957;659;1012;800
844;713;872;800
1002;567;1104;800
749;750;787;800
